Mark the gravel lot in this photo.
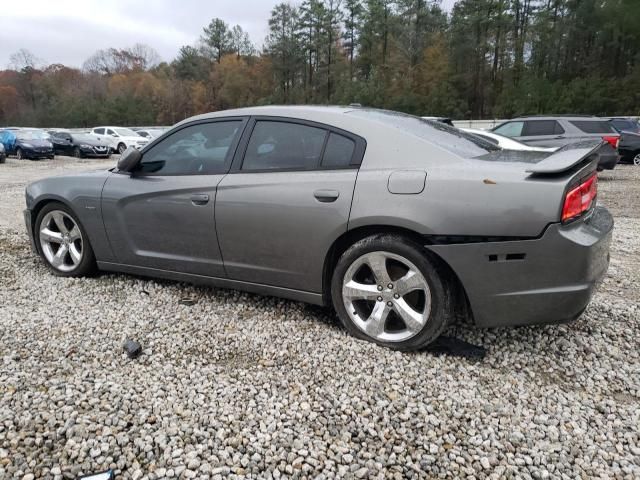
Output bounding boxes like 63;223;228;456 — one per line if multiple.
0;156;638;479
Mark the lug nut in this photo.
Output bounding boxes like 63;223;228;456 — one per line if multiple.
387;301;393;307
394;293;400;299
377;296;383;302
387;283;393;289
377;285;383;291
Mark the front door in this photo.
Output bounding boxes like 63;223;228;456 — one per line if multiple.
216;118;364;292
101;118;246;277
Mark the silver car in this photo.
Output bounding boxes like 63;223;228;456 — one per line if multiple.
24;107;613;350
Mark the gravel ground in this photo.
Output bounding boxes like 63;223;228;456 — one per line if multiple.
0;156;638;480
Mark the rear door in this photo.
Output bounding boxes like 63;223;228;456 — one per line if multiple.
101;118;246;277
215;117;365;293
518;120;567;147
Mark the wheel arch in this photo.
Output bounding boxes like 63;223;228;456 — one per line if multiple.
322;224;474;323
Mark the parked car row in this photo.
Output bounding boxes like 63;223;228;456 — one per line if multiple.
0;125;168;161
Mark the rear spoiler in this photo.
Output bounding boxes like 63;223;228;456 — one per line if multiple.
526;140;602;174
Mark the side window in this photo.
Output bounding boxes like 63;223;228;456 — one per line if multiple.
242;121;327;171
322;133;355;168
138;121;241;175
522;120;564;136
106;129;116;136
570;120;616;134
493;121;523;137
94;128;105;135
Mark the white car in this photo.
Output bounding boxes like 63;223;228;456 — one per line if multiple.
461;128;557;152
90;127;149;154
136;128;167;140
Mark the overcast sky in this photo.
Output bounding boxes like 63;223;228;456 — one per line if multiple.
0;0;457;69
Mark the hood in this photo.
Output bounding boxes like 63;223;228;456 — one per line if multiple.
77;138;110;147
122;135;148;143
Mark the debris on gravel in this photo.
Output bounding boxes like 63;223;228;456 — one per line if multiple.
0;157;638;479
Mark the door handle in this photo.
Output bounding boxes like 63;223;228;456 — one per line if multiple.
190;194;210;205
313;189;340;203
554;135;565;139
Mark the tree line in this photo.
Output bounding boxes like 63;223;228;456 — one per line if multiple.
1;0;639;128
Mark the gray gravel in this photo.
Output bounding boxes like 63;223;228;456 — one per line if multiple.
0;156;639;479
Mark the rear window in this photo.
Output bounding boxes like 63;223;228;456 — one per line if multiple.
570;120;616;134
610;119;639;132
348;109;499;158
322;133;355;168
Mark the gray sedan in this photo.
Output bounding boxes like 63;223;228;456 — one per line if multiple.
24;107;613;350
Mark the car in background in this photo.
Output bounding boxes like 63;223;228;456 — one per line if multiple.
0;143;6;163
491;116;619;170
89;127;149;154
0;128;54;160
24;106;613;351
460;128;557;152
607;117;640;134
49;131;111;158
136;128;167;140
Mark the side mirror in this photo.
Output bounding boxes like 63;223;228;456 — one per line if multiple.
111;133;118;137
117;147;142;172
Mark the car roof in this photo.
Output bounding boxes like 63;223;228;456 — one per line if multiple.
511;115;601;121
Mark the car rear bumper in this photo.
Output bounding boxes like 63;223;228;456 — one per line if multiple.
426;206;613;328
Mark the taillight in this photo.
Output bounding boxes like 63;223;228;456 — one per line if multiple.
602;135;619;149
562;173;598;223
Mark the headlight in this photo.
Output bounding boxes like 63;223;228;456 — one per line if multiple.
80;144;91;149
22;143;34;148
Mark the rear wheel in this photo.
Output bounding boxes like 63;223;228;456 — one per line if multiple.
634;153;640;166
35;202;96;277
331;234;453;350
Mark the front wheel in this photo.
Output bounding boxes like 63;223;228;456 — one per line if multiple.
117;143;127;154
73;147;82;158
331;234;453;351
35;202;96;277
16;148;24;160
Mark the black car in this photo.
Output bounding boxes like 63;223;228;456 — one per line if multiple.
0;128;54;160
607;119;640;165
49;131;111;158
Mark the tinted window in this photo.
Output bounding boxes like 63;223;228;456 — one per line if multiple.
242;121;327;171
610;119;639;132
522;120;564;136
138;121;241;175
106;129;116;136
493;121;524;137
570;120;616;134
348;109;499;158
94;128;105;135
322;133;355;168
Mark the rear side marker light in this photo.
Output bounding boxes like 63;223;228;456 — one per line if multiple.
562;173;597;223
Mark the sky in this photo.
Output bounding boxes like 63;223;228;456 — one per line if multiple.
0;0;457;69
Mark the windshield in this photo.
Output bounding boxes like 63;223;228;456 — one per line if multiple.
611;119;640;132
73;134;95;142
17;130;50;141
348;108;500;158
115;128;140;137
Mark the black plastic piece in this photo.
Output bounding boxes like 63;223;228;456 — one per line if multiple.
426;336;486;360
123;339;142;359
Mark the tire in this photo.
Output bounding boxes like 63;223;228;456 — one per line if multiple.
34;202;96;277
0;156;5;164
47;155;54;160
117;143;127;154
16;148;24;160
73;147;82;158
634;153;640;166
331;234;454;351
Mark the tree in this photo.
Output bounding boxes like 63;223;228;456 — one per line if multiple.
201;18;232;63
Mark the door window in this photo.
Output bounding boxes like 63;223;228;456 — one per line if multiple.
570;120;616;134
522;120;564;136
493;121;524;137
242;121;327;171
138;121;241;175
322;133;356;168
106;129;116;136
94;128;105;135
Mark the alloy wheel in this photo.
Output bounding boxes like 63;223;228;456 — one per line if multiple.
16;148;23;160
342;251;431;342
634;153;640;166
39;210;83;273
118;144;126;154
